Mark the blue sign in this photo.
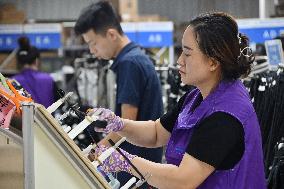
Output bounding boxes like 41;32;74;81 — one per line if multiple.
237;18;284;45
1;22;173;51
25;33;61;50
239;27;284;44
0;25;22;51
0;24;62;51
122;22;173;48
0;34;22;50
137;31;173;47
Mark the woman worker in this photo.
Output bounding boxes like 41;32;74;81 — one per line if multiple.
13;36;58;108
88;12;266;189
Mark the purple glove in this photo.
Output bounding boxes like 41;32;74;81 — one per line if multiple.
91;108;124;133
88;144;136;174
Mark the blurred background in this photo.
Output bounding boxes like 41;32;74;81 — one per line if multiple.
1;2;284;188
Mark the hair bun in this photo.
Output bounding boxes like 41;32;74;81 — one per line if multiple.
18;36;31;50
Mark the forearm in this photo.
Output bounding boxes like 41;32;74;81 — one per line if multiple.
130;157;193;189
117;119;160;148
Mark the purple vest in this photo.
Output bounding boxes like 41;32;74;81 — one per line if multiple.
13;69;55;108
165;80;266;189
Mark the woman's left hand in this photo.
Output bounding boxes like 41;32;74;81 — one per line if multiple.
88;144;136;173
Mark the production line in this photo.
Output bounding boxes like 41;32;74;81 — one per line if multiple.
20;91;151;189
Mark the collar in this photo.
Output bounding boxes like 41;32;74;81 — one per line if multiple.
110;42;138;71
177;80;236;129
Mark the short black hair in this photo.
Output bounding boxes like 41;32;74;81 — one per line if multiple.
16;36;40;65
74;0;123;36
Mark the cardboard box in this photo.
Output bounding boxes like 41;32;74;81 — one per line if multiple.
119;0;138;21
0;11;26;24
0;3;17;12
0;3;26;24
